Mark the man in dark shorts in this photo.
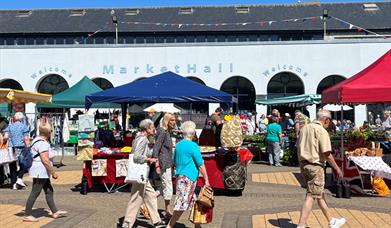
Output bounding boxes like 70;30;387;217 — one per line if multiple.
296;109;346;228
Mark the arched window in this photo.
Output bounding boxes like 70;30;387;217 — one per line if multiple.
92;78;114;90
37;74;69;95
317;75;353;121
316;75;346;94
133;77;147;82
187;76;205;85
0;79;23;90
177;77;208;114
220;76;256;113
0;79;24;114
267;72;304;98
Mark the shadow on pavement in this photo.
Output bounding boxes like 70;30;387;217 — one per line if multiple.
15;207;51;218
268;218;296;228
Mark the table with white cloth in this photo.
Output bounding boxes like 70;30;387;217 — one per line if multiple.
348;156;391;180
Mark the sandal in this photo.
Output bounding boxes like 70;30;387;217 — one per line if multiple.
23;216;39;222
139;205;150;219
52;210;68;219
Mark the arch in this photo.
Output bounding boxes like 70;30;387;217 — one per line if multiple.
220;76;256;112
36;74;69;95
92;77;114;90
0;79;23;90
316;75;346;94
267;72;304;98
177;76;208;114
133;77;147;82
187;76;206;85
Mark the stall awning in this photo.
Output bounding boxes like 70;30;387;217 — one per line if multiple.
255;94;321;107
86;71;237;109
322;49;391;104
37;76;118;108
0;89;51;103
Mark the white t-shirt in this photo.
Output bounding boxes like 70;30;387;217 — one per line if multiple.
29;137;52;179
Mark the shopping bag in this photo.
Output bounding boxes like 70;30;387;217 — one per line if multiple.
372;177;390;196
189;202;213;224
0;147;14;165
125;154;149;184
197;186;214;208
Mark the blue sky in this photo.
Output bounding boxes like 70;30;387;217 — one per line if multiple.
1;0;388;9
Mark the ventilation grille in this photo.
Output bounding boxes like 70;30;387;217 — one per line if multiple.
179;7;193;15
235;7;250;14
124;8;140;16
16;10;32;17
70;9;86;16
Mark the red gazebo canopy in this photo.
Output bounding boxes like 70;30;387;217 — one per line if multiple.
322;49;391;104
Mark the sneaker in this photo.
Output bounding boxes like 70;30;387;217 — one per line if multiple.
153;220;166;228
12;183;18;190
16;178;26;187
329;217;346;228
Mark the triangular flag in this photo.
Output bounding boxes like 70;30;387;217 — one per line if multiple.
357;27;363;32
242;23;247;26
178;24;183;28
349;24;354;29
268;21;273;25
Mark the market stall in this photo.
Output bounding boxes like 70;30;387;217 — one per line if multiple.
322;49;391;195
0;89;51;181
36;76;119;167
84;71;245;193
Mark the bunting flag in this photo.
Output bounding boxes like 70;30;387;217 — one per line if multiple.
74;14;389;43
329;16;387;38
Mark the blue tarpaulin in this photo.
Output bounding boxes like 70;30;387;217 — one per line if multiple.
85;71;237;109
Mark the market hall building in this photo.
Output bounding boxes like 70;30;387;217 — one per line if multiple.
1;2;391;125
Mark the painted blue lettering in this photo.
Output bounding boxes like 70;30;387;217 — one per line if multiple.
134;66;139;74
218;63;222;73
187;64;196;73
204;66;211;73
103;65;114;74
160;66;168;73
146;64;154;73
263;70;270;77
175;65;180;73
230;63;234;73
120;67;127;74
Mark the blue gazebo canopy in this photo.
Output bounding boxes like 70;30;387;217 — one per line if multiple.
85;71;237;109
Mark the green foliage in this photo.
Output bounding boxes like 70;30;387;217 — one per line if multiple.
281;147;298;166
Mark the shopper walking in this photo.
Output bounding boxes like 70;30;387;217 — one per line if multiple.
123;119;163;228
167;121;210;228
266;117;283;166
296;110;346;228
153;113;175;219
3;112;30;189
24;120;67;222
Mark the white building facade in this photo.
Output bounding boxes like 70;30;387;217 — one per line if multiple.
1;39;391;125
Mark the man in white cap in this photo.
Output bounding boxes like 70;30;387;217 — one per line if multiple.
296;109;346;228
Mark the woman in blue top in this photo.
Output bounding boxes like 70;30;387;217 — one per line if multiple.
4;112;30;189
167;121;210;228
266;116;283;166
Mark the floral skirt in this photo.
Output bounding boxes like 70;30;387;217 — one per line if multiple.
173;175;197;211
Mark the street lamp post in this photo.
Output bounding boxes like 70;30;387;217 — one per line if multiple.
323;9;328;40
111;10;118;45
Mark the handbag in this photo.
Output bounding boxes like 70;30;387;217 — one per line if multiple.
372;177;390;196
197;186;214;208
189;202;213;224
0;146;15;165
125;154;149;184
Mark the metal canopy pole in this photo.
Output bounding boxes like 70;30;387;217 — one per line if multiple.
340;104;344;177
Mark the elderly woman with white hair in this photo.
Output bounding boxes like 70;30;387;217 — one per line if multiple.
167;121;210;228
122;119;163;228
3;112;30;189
